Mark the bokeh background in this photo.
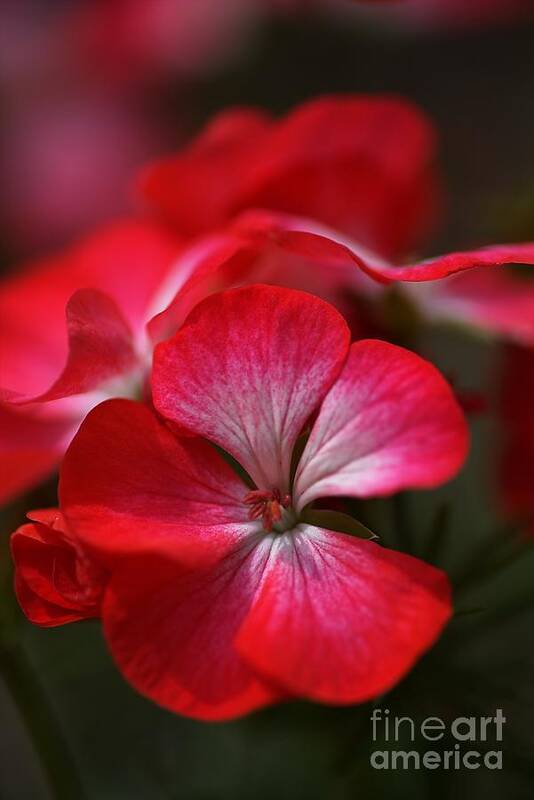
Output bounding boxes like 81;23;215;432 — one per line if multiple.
2;2;534;798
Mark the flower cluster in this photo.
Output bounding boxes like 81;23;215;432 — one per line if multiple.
5;95;534;720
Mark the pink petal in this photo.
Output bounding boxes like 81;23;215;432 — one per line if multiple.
294;340;468;510
152;285;351;492
60;398;254;566
102;538;282;721
236;526;451;704
410;268;534;346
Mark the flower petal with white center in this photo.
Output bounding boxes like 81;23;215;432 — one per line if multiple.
152;284;350;492
294;339;468;511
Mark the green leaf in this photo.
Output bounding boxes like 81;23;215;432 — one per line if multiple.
301;509;378;540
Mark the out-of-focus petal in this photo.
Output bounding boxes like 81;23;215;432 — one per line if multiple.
409;268;534;346
73;0;260;83
237;95;439;260
141;109;273;235
0;404;75;504
3;289;137;404
153;210;534;314
0;97;167;253
0;220;183;399
146;213;382;344
142;96;439;259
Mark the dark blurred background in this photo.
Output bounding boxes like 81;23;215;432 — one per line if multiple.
2;2;534;798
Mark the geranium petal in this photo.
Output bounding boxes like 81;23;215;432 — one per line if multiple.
236;525;451;704
238;95;438;260
55;219;184;335
294;340;468;511
60;398;254;566
103;538;282;721
363;242;534;283
152;285;351;492
4;289;137;405
409;268;534;346
0;404;75;504
147;213;381;344
152;215;534;348
211;211;534;289
147;231;263;344
141;109;272;236
141;96;438;259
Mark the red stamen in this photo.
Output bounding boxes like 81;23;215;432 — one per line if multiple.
244;488;291;532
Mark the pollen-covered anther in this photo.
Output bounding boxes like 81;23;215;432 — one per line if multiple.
244;489;291;532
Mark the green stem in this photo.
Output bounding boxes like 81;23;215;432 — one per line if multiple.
0;636;86;800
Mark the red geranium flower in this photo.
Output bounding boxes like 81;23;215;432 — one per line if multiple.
0;220;182;503
140;95;534;346
49;285;468;720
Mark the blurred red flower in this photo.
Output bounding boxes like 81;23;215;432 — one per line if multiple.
0;1;171;253
1;96;165;254
141;96;534;347
72;0;261;84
